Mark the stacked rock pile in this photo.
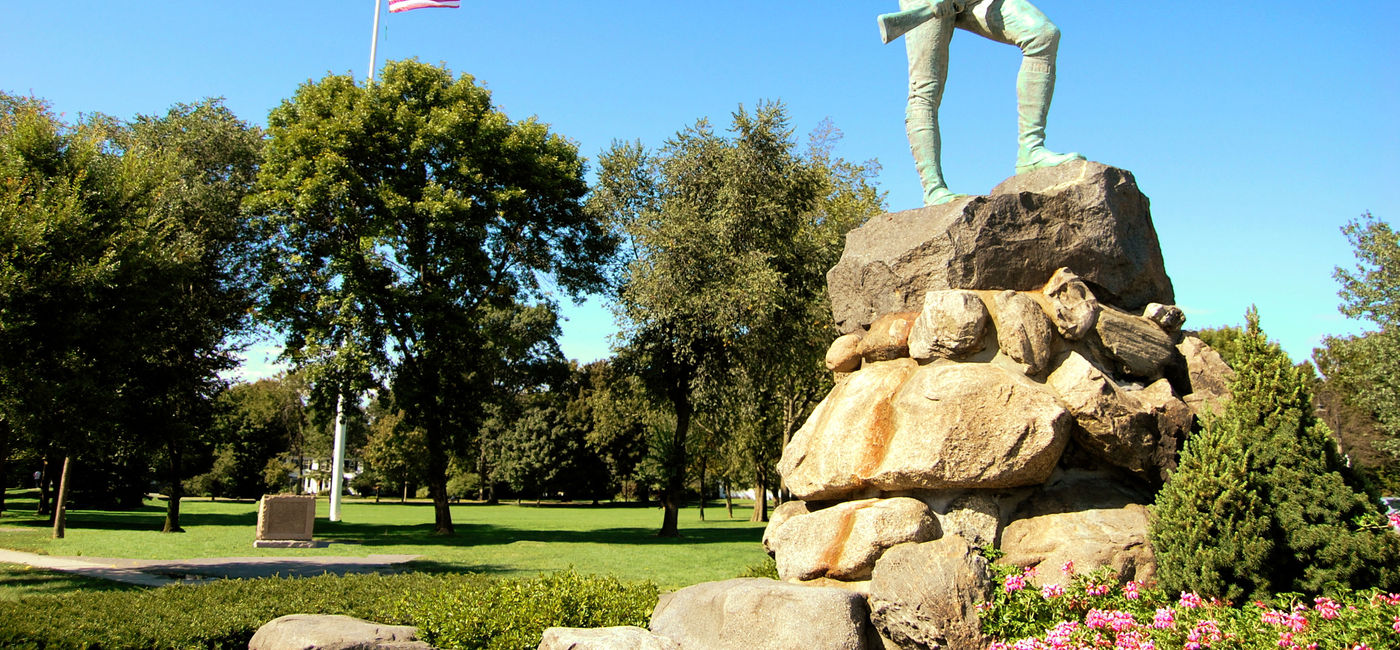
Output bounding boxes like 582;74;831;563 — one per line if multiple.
538;162;1236;650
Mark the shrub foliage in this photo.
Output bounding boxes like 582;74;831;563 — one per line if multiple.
1151;308;1400;602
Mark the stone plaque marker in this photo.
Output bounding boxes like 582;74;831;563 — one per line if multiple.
254;494;317;548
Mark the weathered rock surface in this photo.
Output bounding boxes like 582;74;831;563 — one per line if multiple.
1043;268;1100;340
827;161;1173;334
762;500;811;555
861;312;919;362
766;497;939;581
993;290;1056;375
1177;335;1234;415
1092;306;1178;379
1047;352;1164;480
249;614;432;650
649;578;871;650
868;537;993;650
827;333;865;373
998;475;1156;586
908;290;989;360
538;626;679;650
939;492;1002;549
1138;379;1193;480
1143;303;1185;332
779;362;1072;500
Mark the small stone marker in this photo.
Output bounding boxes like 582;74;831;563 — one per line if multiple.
255;494;319;548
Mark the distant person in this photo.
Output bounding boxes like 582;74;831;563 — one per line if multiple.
33;470;41;487
890;0;1083;205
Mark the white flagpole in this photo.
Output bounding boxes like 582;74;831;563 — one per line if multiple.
330;393;347;522
368;0;383;84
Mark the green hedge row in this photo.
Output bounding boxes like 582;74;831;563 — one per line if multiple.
0;570;657;649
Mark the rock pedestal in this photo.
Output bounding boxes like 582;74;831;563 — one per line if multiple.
539;162;1235;650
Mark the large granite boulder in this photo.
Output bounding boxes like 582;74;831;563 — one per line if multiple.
908;290;990;360
828;161;1173;334
249;615;432;650
868;537;993;650
1047;352;1167;481
764;497;939;581
539;626;679;650
649;578;871;650
998;474;1157;586
1177;335;1235;416
779;361;1072;501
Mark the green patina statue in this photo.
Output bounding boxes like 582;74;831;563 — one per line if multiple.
880;0;1084;206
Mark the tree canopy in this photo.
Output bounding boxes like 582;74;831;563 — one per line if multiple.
247;59;615;534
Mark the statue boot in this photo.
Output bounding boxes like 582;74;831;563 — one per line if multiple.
908;116;967;206
1014;58;1083;174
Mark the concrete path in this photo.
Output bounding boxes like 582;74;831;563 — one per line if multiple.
0;548;421;587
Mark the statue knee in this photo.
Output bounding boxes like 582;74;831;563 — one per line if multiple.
1019;22;1060;58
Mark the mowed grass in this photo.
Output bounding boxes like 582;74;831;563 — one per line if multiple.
0;489;768;589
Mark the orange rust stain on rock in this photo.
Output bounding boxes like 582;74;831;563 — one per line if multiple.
855;392;898;480
815;501;876;577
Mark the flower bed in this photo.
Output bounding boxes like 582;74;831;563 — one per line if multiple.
982;562;1400;650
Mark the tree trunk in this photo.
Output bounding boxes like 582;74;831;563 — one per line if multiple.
163;441;185;532
0;420;9;517
659;385;691;538
401;476;408;503
698;453;706;522
724;479;734;518
52;455;72;539
37;455;52;516
749;464;769;523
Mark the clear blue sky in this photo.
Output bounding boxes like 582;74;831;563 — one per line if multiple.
5;2;1397;379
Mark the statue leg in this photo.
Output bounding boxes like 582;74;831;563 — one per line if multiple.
963;0;1083;173
902;0;963;206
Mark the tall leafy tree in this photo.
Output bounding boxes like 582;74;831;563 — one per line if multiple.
1316;212;1400;488
1152;309;1400;601
593;103;882;535
248;60;614;534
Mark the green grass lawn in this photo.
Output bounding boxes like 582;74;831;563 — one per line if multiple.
0;489;768;589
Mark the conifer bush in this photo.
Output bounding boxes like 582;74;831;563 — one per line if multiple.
1151;308;1400;602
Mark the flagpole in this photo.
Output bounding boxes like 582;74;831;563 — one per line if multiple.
368;0;383;84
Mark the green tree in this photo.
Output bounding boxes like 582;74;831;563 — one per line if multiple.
188;374;306;499
1315;212;1400;489
362;404;429;503
248;60;614;534
1152;308;1400;601
593;103;882;535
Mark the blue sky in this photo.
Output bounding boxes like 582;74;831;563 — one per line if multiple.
5;2;1397;379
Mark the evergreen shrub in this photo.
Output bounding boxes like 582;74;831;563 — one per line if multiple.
1151;309;1400;602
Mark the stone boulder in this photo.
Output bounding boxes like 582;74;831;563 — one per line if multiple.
998;475;1157;586
868;537;993;650
1091;306;1178;380
908;290;990;360
765;497;939;581
249;615;432;650
779;361;1072;501
827;333;865;373
1043;268;1100;340
827;161;1173;334
539;626;679;650
649;578;871;650
993;290;1056;376
762;500;811;555
939;493;1002;549
1047;352;1167;481
1177;335;1234;416
860;312;919;362
1143;303;1185;332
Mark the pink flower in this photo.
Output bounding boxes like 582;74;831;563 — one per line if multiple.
1152;608;1176;629
1124;581;1142;600
1005;573;1026;592
1086;608;1134;631
1285;611;1308;632
1276;631;1294;648
1179;592;1204;609
1388;512;1400;532
1061;560;1075;575
1392;615;1400;633
1023;565;1039;578
1314;596;1341;620
1352;644;1372;650
1046;620;1078;646
1041;583;1065;599
1086;583;1111;596
1262;609;1287;625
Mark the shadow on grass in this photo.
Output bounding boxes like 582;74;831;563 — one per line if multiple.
315;519;763;549
0;565;147;599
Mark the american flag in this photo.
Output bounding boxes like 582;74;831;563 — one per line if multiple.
388;0;460;12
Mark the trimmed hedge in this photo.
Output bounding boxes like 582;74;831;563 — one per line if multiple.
0;570;657;649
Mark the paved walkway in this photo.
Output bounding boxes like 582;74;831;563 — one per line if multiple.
0;548;421;587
